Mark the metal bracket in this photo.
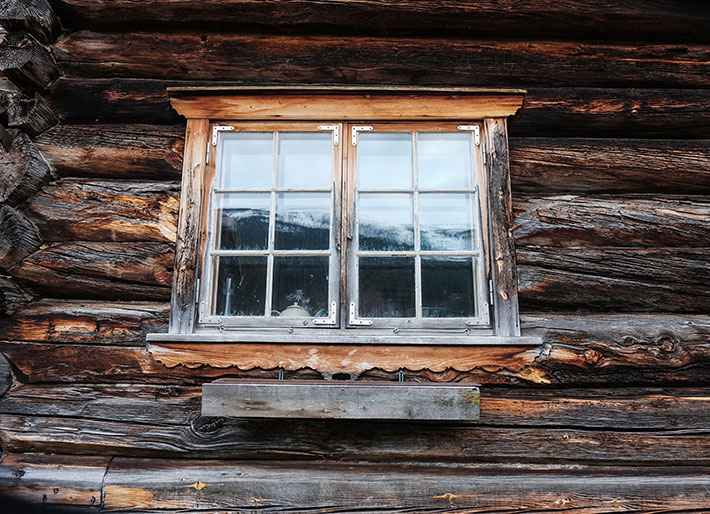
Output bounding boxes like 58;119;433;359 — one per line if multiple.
317;125;339;146
212;125;236;145
313;301;338;325
349;302;373;326
458;125;480;145
351;125;373;146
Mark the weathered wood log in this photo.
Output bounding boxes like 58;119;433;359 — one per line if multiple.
48;1;710;42
0;0;60;44
0;300;169;345
54;31;710;88
9;242;174;301
0;454;107;507
48;80;710;138
0;205;41;271
519;248;710;313
23;179;179;242
513;195;710;247
35;124;184;179
0;32;60;91
0;128;52;204
0;276;32;317
510;138;710;194
0;354;11;397
0;90;57;137
2;313;709;386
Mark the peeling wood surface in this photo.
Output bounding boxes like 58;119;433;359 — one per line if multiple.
0;129;53;205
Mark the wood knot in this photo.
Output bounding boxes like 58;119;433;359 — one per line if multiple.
658;337;677;353
584;349;602;365
12;468;25;478
191;415;224;435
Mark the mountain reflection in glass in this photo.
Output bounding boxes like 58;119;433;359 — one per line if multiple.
277;133;332;189
421;257;476;317
216;193;270;250
359;257;415;317
419;194;474;251
214;256;266;316
275;193;330;250
220;133;273;189
358;193;414;251
357;133;413;190
272;257;329;317
418;133;472;189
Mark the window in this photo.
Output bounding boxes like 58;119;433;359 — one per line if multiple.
150;87;539;348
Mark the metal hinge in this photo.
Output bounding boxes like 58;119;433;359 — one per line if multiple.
205;142;211;164
482;141;487;164
351;125;373;146
458;125;480;145
313;301;338;325
488;279;495;305
349;302;373;326
317;125;339;146
212;125;236;145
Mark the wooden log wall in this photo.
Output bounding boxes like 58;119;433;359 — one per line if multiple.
1;1;710;512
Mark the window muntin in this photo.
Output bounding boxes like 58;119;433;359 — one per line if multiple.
198;121;490;332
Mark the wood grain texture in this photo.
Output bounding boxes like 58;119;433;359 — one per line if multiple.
0;300;169;345
23;179;179;242
9;242;174;301
0;205;41;271
513;195;710;247
55;31;710;88
35;124;184;179
0;0;60;44
0;90;57;137
0;353;11;397
0;32;60;91
509;138;710;194
0;128;53;205
48;80;710;138
0;275;32;317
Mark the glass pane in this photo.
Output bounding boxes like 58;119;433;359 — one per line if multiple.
272;257;330;318
359;257;415;318
213;256;267;316
418;132;472;189
358;193;413;251
216;193;271;250
275;193;331;250
421;257;476;318
220;133;273;189
277;132;332;189
357;133;413;190
419;193;475;251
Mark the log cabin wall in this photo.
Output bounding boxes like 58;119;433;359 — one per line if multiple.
1;1;710;512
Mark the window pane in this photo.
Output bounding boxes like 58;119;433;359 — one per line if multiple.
359;257;415;318
419;193;475;251
421;257;476;318
275;193;331;250
418;132;472;189
220;133;273;189
357;133;413;190
358;193;413;251
216;193;270;250
214;256;267;316
277;133;332;189
272;256;330;318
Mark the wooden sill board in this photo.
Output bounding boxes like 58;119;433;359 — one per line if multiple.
202;379;480;420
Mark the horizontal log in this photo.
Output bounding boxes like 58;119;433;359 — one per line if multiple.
0;453;107;507
35;124;184;179
0;32;60;91
23;179;179;242
0;205;41;271
0;128;53;205
48;80;710;138
0;0;60;44
54;31;710;88
0;275;32;317
509;138;710;194
0;90;57;137
0;300;169;345
2;313;709;386
518;248;710;313
46;1;710;42
9;242;174;301
513;195;710;247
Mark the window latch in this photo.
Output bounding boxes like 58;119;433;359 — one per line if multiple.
212;125;236;145
317;125;339;146
351;126;373;146
458;125;480;145
312;301;338;325
349;302;373;326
